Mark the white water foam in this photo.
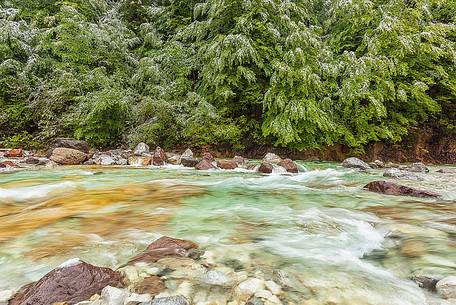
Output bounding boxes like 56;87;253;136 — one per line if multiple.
0;181;77;201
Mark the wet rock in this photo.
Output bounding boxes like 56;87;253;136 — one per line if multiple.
364;181;440;198
134;143;150;156
9;259;124;305
263;153;282;164
373;160;385;168
233;156;248;165
48;138;89;155
153;147;167;166
265;281;282;295
179;149;198;167
4;148;23;158
411;276;439;292
101;285;127;305
436;168;456;174
404;162;429;173
134;276;166;295
50;147;88;165
202;152;215;162
383;168;423;180
167;153;181;165
258;162;273;174
246;297;264;305
437;276;456;299
142;295;190;305
195;159;216;170
128;236;198;264
0;160;18;168
217;160;238;170
277;159;299;173
342;157;370;170
237;278;265;296
128;156;152;166
24;157;40;164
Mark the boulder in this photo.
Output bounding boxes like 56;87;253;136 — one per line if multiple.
153;147;167;166
411;276;439;292
128;156;152;166
128;236;198;264
195;159;216;170
262;153;282;164
143;295;190;305
167;153;181;165
48;138;89;156
233;155;248;165
50;148;88;165
217;160;238;170
202;152;215;162
4;148;23;158
364;181;440;198
404;162;429;173
436;276;456;299
0;160;18;168
383;168;423;181
9;259;124;305
134;142;150;156
277;159;299;173
91;151;128;165
342;157;370;170
181;158;199;168
258;162;273;174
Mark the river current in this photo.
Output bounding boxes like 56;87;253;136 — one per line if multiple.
0;163;455;305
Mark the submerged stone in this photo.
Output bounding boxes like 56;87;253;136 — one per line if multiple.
364;181;440;198
9;260;124;305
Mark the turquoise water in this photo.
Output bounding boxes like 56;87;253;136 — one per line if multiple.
0;163;455;304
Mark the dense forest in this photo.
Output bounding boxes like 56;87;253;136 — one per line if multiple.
1;0;455;153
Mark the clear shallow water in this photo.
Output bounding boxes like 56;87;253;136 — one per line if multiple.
0;163;455;305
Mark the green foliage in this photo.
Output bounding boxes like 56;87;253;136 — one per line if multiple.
0;0;455;150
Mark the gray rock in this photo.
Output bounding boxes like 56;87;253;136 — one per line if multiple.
262;153;282;164
141;295;189;305
383;168;423;180
411;275;439;292
342;157;370;170
179;149;198;167
404;162;429;173
436;168;456;174
134;143;150;156
437;276;456;299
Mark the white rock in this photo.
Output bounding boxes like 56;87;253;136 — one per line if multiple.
237;278;265;296
437;276;456;299
263;153;282;164
101;286;127;305
265;280;282;295
125;293;152;303
58;257;81;268
134;142;150;156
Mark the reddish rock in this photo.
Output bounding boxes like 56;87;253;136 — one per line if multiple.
202;152;215;162
4;148;23;158
233;155;248;165
258;162;273;174
128;236;198;264
134;275;166;295
278;158;299;173
0;160;18;168
9;260;124;305
364;181;440;198
50;148;88;165
195;159;216;170
217;160;238;170
153;146;167;166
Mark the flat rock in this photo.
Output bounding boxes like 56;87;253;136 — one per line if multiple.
48;138;89;155
9;260;124;305
437;276;456;299
218;160;238;170
50;147;88;165
342;157;370;170
128;236;198;264
364;181;440;198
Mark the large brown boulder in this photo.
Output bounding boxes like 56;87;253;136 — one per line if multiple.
9;260;124;305
217;160;238;170
4;148;23;158
195;159;216;170
48;138;89;156
278;158;299;173
0;160;18;168
128;236;198;264
364;181;440;198
258;162;273;174
153;146;167;166
50;148;88;165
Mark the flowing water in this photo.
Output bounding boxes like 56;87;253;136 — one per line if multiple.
0;163;455;305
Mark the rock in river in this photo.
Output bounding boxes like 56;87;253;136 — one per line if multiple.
278;158;299;173
404;162;429;173
342;157;370;170
50;147;88;165
364;181;440;198
134;142;150;156
383;168;423;180
258;162;273;174
4;148;23;158
142;295;190;305
217;160;238;170
195;159;216;170
262;153;282;164
179;149;199;167
153;146;167;166
9;259;124;305
436;276;456;299
48;138;89;155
